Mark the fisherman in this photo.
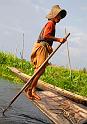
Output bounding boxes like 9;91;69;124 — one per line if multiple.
25;5;67;100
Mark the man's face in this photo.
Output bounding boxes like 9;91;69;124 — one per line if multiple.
54;14;61;23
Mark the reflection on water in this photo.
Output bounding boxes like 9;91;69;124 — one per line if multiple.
0;78;52;124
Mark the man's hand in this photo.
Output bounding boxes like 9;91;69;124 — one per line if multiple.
57;38;67;43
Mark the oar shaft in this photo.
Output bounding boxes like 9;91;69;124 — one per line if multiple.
3;33;70;114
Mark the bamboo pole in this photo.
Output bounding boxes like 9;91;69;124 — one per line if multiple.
65;28;72;80
21;33;24;60
2;33;70;115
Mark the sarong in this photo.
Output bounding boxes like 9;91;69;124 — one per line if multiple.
31;42;53;69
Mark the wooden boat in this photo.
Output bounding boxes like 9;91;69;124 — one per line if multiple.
8;67;87;124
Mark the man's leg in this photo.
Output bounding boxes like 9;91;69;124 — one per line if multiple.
27;44;48;100
24;66;46;100
30;67;45;100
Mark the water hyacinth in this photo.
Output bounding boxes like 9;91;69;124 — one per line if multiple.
0;51;87;97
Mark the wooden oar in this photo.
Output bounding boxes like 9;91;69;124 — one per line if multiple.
2;33;70;115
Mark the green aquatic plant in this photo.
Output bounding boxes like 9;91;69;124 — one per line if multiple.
0;51;87;97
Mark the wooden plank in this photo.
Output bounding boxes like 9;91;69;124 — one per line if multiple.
34;91;87;124
33;91;71;124
24;89;87;124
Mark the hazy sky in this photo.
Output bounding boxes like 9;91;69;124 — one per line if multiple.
0;0;87;69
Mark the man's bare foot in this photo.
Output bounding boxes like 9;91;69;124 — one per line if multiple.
32;92;41;100
24;89;34;100
27;93;34;100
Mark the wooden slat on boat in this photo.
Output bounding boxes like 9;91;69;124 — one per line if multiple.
8;67;87;124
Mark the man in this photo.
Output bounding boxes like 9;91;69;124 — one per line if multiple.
25;5;67;100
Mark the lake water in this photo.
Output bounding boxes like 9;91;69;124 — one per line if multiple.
0;78;52;124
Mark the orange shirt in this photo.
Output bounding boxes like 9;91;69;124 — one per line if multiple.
38;20;55;46
43;20;55;38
